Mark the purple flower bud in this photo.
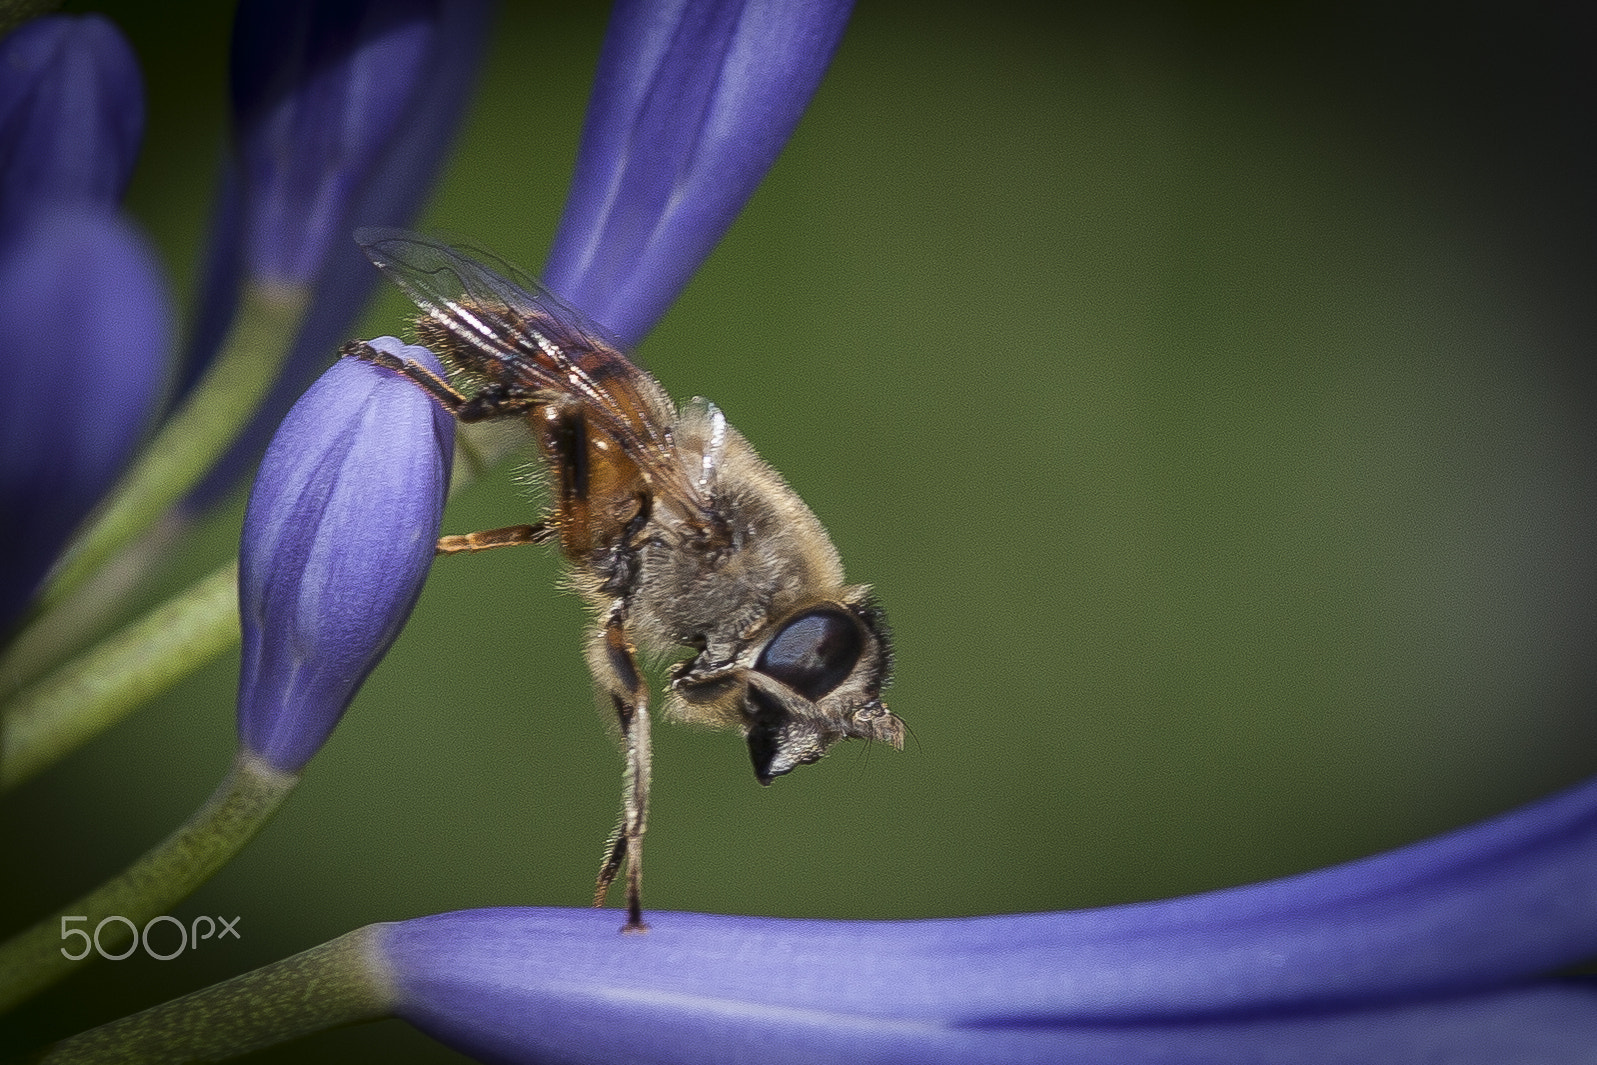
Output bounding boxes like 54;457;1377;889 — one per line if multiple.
0;206;170;630
174;0;490;508
237;340;453;772
381;773;1597;1062
229;0;487;288
543;0;855;346
0;14;144;226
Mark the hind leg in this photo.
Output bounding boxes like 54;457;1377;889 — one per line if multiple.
587;603;652;932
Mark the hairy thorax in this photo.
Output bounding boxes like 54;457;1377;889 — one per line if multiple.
625;412;845;666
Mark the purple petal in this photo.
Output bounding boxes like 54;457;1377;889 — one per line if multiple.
394;964;1597;1064
236;341;453;772
543;0;855;346
0;206;171;630
382;772;1597;1061
0;14;144;226
384;912;1597;1065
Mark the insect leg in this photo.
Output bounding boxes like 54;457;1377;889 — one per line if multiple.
435;524;553;554
339;339;537;423
340;339;469;414
588;604;651;932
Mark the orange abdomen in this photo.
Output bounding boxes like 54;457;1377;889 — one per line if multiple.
534;403;649;563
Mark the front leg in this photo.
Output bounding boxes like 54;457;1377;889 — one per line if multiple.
587;603;652;932
669;654;747;712
340;339;539;423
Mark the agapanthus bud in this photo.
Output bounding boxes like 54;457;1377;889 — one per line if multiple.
236;340;453;772
175;0;490;507
543;0;855;346
0;206;170;630
0;14;143;226
229;0;476;287
379;774;1597;1062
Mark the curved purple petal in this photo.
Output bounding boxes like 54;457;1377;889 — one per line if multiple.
385;913;1597;1065
0;206;171;630
0;14;143;226
236;341;453;772
382;772;1597;1061
543;0;854;346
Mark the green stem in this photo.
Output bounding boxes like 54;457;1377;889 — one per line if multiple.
1;560;241;792
40;282;308;612
0;514;188;702
35;926;393;1064
0;751;298;1013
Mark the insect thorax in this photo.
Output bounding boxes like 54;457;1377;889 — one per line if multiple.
625;420;846;664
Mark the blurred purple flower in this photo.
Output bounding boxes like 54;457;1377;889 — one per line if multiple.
0;14;164;631
177;0;490;507
384;773;1597;1062
543;0;855;346
0;14;143;228
230;0;462;287
236;340;453;772
0;206;171;633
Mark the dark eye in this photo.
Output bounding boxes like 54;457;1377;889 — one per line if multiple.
755;607;864;701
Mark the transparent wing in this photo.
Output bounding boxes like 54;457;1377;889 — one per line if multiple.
355;227;712;519
358;226;624;364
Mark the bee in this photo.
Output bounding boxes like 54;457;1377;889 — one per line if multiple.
341;228;902;931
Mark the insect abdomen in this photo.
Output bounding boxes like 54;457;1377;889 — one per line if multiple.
535;403;649;572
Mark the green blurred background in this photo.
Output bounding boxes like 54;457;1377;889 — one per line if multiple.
5;1;1596;1060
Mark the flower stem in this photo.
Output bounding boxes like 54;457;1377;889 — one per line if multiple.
0;751;298;1012
40;281;308;612
34;926;392;1064
0;559;240;791
0;514;188;701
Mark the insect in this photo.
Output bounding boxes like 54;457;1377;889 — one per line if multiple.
341;228;902;931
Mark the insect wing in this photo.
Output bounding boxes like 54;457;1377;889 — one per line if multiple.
355;228;709;516
356;227;623;362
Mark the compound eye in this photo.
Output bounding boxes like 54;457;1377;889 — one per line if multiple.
755;607;864;701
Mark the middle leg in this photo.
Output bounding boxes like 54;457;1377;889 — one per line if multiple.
435;524;553;554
